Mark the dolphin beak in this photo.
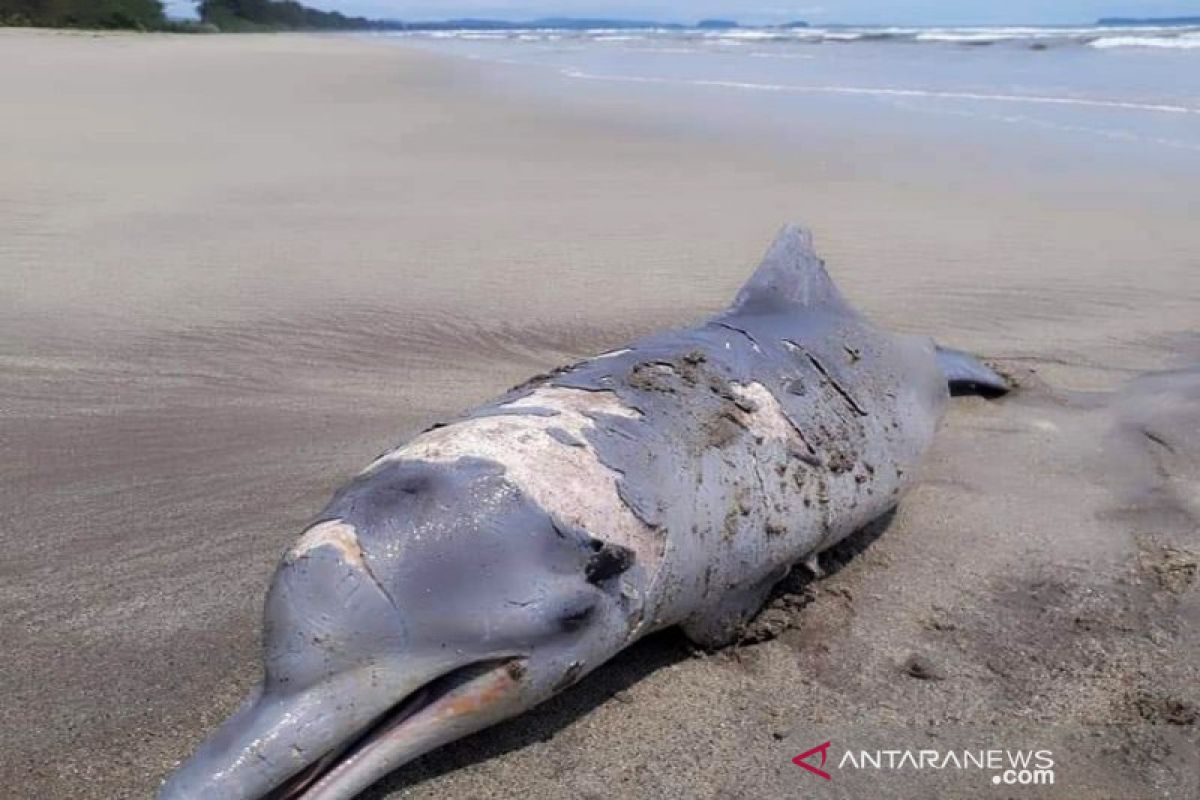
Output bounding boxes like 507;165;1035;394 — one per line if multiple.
297;657;527;800
159;657;528;800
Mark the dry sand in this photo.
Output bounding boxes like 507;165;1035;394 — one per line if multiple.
1;29;1197;799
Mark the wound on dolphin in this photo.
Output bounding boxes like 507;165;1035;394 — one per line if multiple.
159;224;1008;800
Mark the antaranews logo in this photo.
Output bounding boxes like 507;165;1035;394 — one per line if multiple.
793;742;1055;786
792;741;833;780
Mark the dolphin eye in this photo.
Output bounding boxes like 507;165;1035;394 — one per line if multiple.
559;600;595;632
584;540;634;584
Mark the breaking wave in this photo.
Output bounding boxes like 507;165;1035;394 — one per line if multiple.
1090;33;1200;49
390;24;1200;51
559;69;1200;115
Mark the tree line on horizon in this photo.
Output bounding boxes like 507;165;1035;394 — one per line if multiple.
196;0;377;31
0;0;167;28
0;0;382;30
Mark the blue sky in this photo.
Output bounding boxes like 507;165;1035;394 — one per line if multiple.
165;1;1200;25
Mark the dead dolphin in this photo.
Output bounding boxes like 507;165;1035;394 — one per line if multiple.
159;225;1006;800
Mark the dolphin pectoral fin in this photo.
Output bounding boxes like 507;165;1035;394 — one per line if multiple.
935;346;1009;398
680;568;786;649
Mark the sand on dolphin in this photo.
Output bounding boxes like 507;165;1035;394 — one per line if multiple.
0;29;1197;800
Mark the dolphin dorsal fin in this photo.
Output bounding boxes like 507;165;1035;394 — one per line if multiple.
729;224;853;315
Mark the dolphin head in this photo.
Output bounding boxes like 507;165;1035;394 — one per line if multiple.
160;457;643;800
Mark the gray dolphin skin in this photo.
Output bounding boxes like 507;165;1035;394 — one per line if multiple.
159;225;1007;800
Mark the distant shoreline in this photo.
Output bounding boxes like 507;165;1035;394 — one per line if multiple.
1097;16;1200;27
7;11;1200;35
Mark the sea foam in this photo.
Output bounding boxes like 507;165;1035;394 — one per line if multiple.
1090;34;1200;49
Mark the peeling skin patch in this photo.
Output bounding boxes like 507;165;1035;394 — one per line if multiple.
499;386;641;420
288;520;365;569
546;427;585;448
369;387;661;573
729;382;801;445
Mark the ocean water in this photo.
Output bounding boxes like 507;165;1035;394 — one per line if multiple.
385;24;1200;167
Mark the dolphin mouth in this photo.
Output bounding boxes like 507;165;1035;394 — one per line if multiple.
266;657;526;800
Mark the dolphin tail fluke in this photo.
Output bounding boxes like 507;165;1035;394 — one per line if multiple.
936;346;1009;397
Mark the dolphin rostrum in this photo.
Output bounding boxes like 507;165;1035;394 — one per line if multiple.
160;225;1007;799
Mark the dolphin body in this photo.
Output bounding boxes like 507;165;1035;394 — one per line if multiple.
160;225;1006;800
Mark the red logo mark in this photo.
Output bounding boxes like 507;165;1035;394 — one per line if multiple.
793;741;833;780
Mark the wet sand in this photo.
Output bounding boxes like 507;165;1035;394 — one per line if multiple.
1;30;1197;799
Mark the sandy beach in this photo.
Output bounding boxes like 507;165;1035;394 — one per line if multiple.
1;29;1197;799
